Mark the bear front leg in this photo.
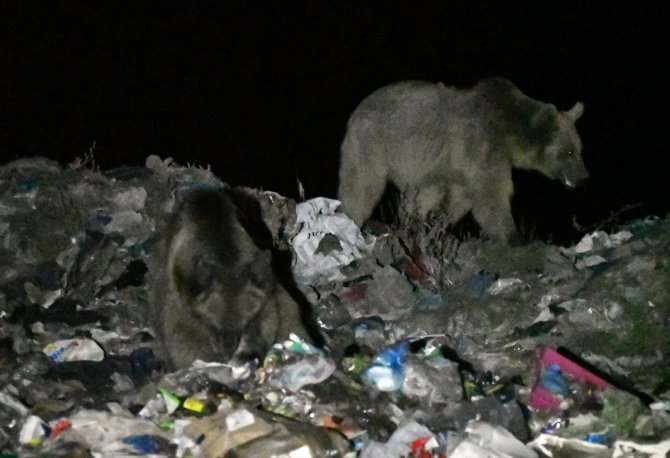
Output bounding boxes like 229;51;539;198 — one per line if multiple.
338;169;387;227
471;197;519;244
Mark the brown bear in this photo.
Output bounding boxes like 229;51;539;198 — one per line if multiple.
148;186;322;369
337;77;588;243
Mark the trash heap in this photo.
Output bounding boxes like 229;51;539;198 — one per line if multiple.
0;155;669;457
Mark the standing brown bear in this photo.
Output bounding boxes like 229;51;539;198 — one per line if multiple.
337;78;588;243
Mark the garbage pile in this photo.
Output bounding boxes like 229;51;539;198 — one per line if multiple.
0;155;669;457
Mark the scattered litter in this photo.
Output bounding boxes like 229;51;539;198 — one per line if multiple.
467;270;497;297
611;437;670;457
560;229;634;257
530;347;612;413
362;342;408;392
487;277;524;295
452;420;539;458
289;197;372;284
43;338;105;362
0;156;668;456
18;415;49;446
277;354;336;391
360;420;436;457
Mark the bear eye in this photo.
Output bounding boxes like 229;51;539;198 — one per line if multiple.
566;150;573;156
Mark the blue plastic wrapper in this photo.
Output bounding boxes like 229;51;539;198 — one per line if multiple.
467;271;497;298
351;315;385;333
122;435;159;454
130;347;157;378
362;341;409;392
541;363;570;396
588;261;611;273
88;212;113;230
414;290;446;311
583;430;609;444
14;177;39;194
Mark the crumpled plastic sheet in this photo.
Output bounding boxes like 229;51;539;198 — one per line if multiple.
360;420;435;457
528;433;610;457
528;433;670;458
182;402;352;457
58;405;170;452
360;419;540;458
560;229;633;256
487;277;524;295
43;338;105;362
289;197;373;284
452;420;539;458
611;437;670;458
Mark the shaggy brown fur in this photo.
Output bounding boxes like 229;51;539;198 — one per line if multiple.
338;78;587;243
149;186;322;369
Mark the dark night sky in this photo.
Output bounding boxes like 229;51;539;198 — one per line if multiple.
1;2;668;243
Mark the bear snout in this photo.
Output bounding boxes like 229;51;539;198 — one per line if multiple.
561;166;589;189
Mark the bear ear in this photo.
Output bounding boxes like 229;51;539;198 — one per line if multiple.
226;186;274;249
566;101;584;122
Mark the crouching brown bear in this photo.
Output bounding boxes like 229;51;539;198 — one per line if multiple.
337;77;588;243
149;186;323;370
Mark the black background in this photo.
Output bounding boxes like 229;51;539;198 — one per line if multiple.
1;2;667;243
